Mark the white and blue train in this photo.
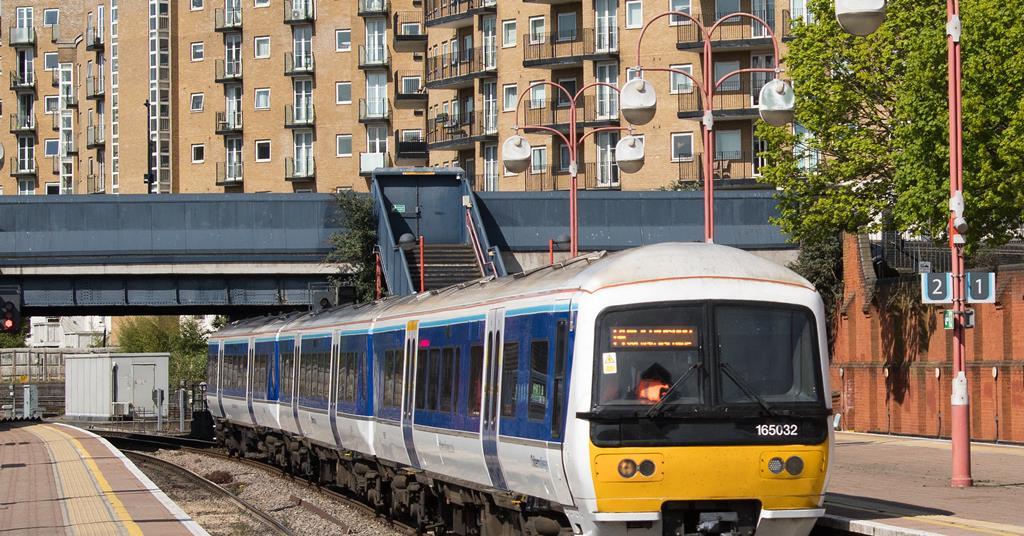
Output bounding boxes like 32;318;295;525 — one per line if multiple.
207;243;833;536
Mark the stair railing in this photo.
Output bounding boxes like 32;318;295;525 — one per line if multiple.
460;176;507;277
371;179;415;296
465;208;488;277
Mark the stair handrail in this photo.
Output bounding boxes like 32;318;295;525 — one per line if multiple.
460;176;507;277
371;178;416;296
465;209;488;277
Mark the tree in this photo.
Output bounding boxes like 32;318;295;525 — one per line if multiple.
327;191;378;303
114;316;209;387
756;0;1024;246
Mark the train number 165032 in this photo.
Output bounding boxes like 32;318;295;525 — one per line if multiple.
755;424;799;436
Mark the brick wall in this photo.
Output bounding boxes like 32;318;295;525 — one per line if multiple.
832;234;1024;443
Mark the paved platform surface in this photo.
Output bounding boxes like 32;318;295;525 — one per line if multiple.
0;421;207;535
823;432;1024;536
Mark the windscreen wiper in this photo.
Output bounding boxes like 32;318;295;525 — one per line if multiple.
645;362;702;418
720;362;778;417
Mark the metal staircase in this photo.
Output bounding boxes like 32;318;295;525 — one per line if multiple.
405;243;483;291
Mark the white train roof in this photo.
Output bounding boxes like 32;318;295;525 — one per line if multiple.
213;243;813;338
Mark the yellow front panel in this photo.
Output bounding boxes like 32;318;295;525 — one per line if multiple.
590;441;829;513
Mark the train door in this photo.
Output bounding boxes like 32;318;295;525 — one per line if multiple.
481;307;508;489
287;338;303;435
329;332;344;449
246;338;257;426
401;321;421;468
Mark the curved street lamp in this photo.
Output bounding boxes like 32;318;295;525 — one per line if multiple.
624;10;794;243
503;82;644;257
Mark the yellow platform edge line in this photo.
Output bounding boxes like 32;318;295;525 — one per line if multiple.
44;425;145;536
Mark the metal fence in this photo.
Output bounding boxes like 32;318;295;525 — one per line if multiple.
871;231;1024;275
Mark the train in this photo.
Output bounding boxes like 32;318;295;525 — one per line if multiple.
206;242;833;536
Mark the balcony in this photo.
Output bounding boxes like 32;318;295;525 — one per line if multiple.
396;139;428;160
9;113;36;133
672;150;762;187
427;112;497;151
395;73;428;108
87;173;105;194
425;0;496;28
522;95;619;129
285;105;316;128
86;26;104;50
9;71;35;91
523;29;618;68
63;138;79;155
284;0;315;24
49;24;60;43
87;125;106;148
677;72;766;119
62;95;79;109
359;152;392;176
216;111;243;134
358;0;389;17
359;99;391;123
11;159;37;177
677;8;797;51
285;157;316;181
86;76;105;99
215;60;243;83
9;25;35;47
215;8;243;32
358;45;390;70
394;11;426;51
523;163;621;191
284;52;316;76
216;162;244;186
425;47;495;90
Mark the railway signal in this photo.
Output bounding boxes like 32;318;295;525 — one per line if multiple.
0;286;21;333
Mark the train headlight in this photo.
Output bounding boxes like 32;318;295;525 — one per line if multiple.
617;459;638;478
638;460;656;477
785;456;804;476
767;457;785;474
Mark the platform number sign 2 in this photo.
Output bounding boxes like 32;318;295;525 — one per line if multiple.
966;272;996;303
920;273;952;304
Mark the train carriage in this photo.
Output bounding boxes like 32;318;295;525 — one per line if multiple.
209;243;832;536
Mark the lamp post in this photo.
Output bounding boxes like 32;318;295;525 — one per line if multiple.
622;10;794;244
502;83;645;257
834;0;972;488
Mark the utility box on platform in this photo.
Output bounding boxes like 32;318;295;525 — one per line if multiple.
64;353;169;419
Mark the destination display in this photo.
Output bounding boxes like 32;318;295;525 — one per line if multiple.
610;326;698;349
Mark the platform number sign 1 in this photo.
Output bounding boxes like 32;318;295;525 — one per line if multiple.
966;272;996;303
920;273;953;304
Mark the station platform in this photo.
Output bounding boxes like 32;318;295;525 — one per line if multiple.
0;421;206;535
823;432;1024;536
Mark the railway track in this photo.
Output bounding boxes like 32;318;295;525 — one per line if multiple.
103;431;413;535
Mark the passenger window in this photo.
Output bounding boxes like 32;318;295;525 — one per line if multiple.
440;347;454;412
415;348;429;410
469;345;484;416
552;320;568;438
528;340;549;421
427;348;441;410
452;347;461;413
500;342;519;417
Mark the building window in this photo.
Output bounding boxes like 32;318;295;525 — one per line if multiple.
191;144;205;163
502;20;516;47
336;29;352;52
669;64;693;94
336;134;352;157
44;139;60;157
559;143;571;171
503;84;517;111
190;93;204;112
190;42;205;62
557;78;578;107
191;0;204;10
669;0;691;25
400;22;421;35
254;88;270;110
254;36;270;59
716;130;742;160
531;147;547;173
556;12;577;41
402;129;422;142
715;61;741;91
401;76;421;94
255;140;271;161
46;183;60;195
18;180;35;196
44;53;59;71
43;9;60;27
44;96;60;114
626;67;642;81
255;0;270;6
530;83;545;109
626;0;643;29
336;82;352;104
529;17;545;44
671;132;694;161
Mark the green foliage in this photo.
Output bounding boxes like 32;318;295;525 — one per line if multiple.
327;191;378;303
115;316;209;387
0;324;26;349
788;234;844;347
756;0;1024;246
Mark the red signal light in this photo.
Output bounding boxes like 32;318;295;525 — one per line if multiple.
2;318;14;330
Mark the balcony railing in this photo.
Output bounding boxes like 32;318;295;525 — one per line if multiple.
285;105;316;127
360;152;392;175
9;25;35;46
425;47;494;88
10;113;36;133
217;162;244;185
395;72;428;105
677;72;768;117
523;29;617;66
285;157;316;180
87;173;104;194
9;71;35;91
673;150;760;184
62;94;79;109
86;26;104;50
394;11;426;48
216;111;243;134
427;112;496;148
522;95;619;127
215;8;243;31
284;53;316;76
359;99;391;122
397;139;428;159
215;59;243;82
523;163;621;191
63;138;79;155
12;158;38;176
86;76;105;99
49;24;60;43
425;0;496;27
358;0;389;17
284;0;315;23
358;45;390;69
677;9;798;48
87;124;106;148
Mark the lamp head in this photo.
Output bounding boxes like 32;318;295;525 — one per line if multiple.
758;78;796;127
620;78;658;126
614;135;645;174
835;0;887;36
398;233;417;251
501;135;532;174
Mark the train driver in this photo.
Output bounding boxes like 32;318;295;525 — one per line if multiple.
636;363;672;403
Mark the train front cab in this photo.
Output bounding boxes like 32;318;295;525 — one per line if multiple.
565;279;831;536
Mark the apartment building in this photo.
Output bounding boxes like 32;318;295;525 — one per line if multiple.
0;0;810;195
